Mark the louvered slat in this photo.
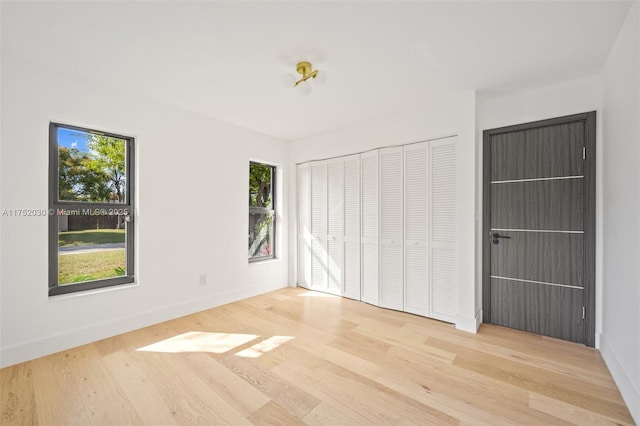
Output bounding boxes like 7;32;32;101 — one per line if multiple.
379;147;403;311
431;248;457;322
380;149;403;240
361;153;378;240
360;151;379;306
405;245;429;313
431;143;456;242
327;239;342;295
404;142;429;316
311;238;327;291
327;159;343;295
310;161;327;292
343;241;360;299
361;243;379;305
380;244;403;309
311;162;327;235
297;164;311;289
327;160;343;237
344;156;360;238
430;139;457;322
343;155;361;300
404;144;429;241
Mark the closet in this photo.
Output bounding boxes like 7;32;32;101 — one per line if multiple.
296;136;457;323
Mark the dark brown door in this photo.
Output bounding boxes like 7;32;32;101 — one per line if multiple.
483;112;596;346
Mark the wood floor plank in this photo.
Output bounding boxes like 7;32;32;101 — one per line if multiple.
373;370;518;426
105;323;253;425
180;351;270;417
453;354;631;423
234;301;336;344
273;356;458;425
381;344;572;424
59;344;143;425
428;336;626;404
529;392;635;426
271;361;394;424
135;350;250;425
330;326;392;355
242;339;328;372
149;353;252;426
316;361;459;425
302;401;362;426
478;324;609;369
0;287;633;425
219;354;321;419
30;352;92;426
293;338;382;380
247;400;306;426
0;362;37;426
101;349;181;426
403;322;620;390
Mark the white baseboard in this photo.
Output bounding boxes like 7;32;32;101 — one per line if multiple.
0;282;286;368
456;309;482;333
599;333;640;424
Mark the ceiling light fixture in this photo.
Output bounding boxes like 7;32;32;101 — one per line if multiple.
282;61;326;95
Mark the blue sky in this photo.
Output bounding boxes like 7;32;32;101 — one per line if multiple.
58;127;90;152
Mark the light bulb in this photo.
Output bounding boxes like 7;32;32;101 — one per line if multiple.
281;73;296;88
314;70;327;85
298;80;311;95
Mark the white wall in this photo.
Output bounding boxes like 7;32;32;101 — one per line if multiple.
601;1;640;421
476;74;604;338
0;57;289;367
288;90;480;332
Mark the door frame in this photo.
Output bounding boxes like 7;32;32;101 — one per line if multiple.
482;111;596;347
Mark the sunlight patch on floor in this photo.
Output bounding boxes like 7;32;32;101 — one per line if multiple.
297;290;340;298
235;336;295;358
136;331;259;354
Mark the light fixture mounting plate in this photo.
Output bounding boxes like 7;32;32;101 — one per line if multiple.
296;61;313;76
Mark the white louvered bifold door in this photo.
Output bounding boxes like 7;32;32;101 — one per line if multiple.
360;150;379;306
404;142;430;316
297;163;311;289
310;161;328;293
326;158;343;295
342;154;361;300
430;137;457;323
379;146;404;311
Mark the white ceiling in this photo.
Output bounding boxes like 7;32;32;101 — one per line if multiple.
1;1;632;140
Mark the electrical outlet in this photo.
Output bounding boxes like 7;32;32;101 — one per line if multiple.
199;274;207;286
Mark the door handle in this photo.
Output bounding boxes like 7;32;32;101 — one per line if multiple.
492;233;511;239
491;233;511;245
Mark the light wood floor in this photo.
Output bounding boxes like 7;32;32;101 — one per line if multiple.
1;287;634;425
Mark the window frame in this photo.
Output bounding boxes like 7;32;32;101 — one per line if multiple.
248;161;276;262
48;122;135;296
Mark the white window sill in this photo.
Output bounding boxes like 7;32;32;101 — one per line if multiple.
248;257;280;265
48;281;139;302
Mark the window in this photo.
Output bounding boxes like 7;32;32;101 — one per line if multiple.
49;123;135;295
249;162;276;261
